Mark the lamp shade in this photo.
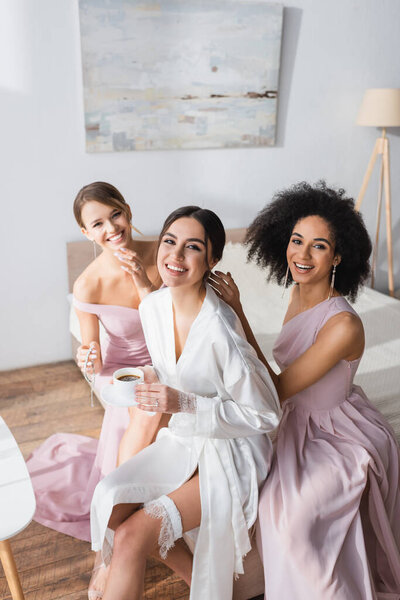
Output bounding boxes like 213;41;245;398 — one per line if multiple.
356;88;400;127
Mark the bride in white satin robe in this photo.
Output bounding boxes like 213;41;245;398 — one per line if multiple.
90;207;280;600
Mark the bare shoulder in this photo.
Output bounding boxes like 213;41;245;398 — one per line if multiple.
318;309;364;360
73;260;101;303
322;310;363;337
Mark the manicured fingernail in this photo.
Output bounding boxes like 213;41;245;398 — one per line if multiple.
119;247;127;252
121;266;130;272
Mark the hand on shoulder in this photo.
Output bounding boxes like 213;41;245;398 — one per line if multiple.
208;270;243;316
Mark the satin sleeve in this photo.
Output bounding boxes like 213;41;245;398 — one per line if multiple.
170;364;280;439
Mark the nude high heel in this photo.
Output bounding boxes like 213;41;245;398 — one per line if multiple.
88;552;108;600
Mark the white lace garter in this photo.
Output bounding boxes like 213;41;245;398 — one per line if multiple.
144;495;183;559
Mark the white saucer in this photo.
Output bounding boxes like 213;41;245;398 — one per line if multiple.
101;384;138;408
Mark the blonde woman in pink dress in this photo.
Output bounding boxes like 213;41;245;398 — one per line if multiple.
211;182;400;599
27;182;165;599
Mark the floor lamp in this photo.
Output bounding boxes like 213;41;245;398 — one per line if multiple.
355;88;400;298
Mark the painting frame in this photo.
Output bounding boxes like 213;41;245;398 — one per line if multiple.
79;0;283;152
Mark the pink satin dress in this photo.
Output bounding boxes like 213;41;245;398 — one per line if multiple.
27;298;151;542
257;296;400;599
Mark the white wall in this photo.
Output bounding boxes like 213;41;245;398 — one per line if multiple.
1;0;400;370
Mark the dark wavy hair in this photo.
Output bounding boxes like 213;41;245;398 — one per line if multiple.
245;181;372;302
158;206;226;270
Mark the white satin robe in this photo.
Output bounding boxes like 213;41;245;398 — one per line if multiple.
90;284;280;599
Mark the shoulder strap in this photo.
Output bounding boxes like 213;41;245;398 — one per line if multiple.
72;296;100;315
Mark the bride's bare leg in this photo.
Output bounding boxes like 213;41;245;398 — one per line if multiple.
88;501;141;598
89;409;169;598
107;501;142;531
109;505;193;584
117;408;170;466
103;474;201;600
151;538;193;585
89;542;193;600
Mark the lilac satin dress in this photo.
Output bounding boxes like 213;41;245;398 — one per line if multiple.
27;298;151;542
257;297;400;599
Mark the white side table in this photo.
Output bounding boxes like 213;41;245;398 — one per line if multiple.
0;417;36;600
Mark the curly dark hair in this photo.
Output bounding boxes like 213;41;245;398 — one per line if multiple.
245;181;372;302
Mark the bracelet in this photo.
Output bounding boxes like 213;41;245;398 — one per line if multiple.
83;348;96;407
178;391;197;413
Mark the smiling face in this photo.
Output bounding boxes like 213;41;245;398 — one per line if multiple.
157;217;217;289
80;200;131;251
287;215;340;287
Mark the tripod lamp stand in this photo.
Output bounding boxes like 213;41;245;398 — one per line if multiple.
355;88;400;298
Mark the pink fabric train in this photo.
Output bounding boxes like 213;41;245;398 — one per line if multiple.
27;298;151;541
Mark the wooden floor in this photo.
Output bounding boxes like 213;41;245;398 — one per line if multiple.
0;361;190;600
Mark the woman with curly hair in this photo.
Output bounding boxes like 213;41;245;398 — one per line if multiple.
210;181;400;599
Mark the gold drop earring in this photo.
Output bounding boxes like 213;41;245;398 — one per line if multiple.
282;264;290;298
130;223;143;236
328;262;337;300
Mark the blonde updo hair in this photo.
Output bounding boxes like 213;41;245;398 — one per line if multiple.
73;182;132;229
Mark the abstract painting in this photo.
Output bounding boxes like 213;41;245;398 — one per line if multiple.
79;0;283;152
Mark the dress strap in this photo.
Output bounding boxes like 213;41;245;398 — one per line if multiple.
72;296;101;316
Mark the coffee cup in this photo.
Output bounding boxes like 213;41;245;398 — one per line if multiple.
112;367;144;406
